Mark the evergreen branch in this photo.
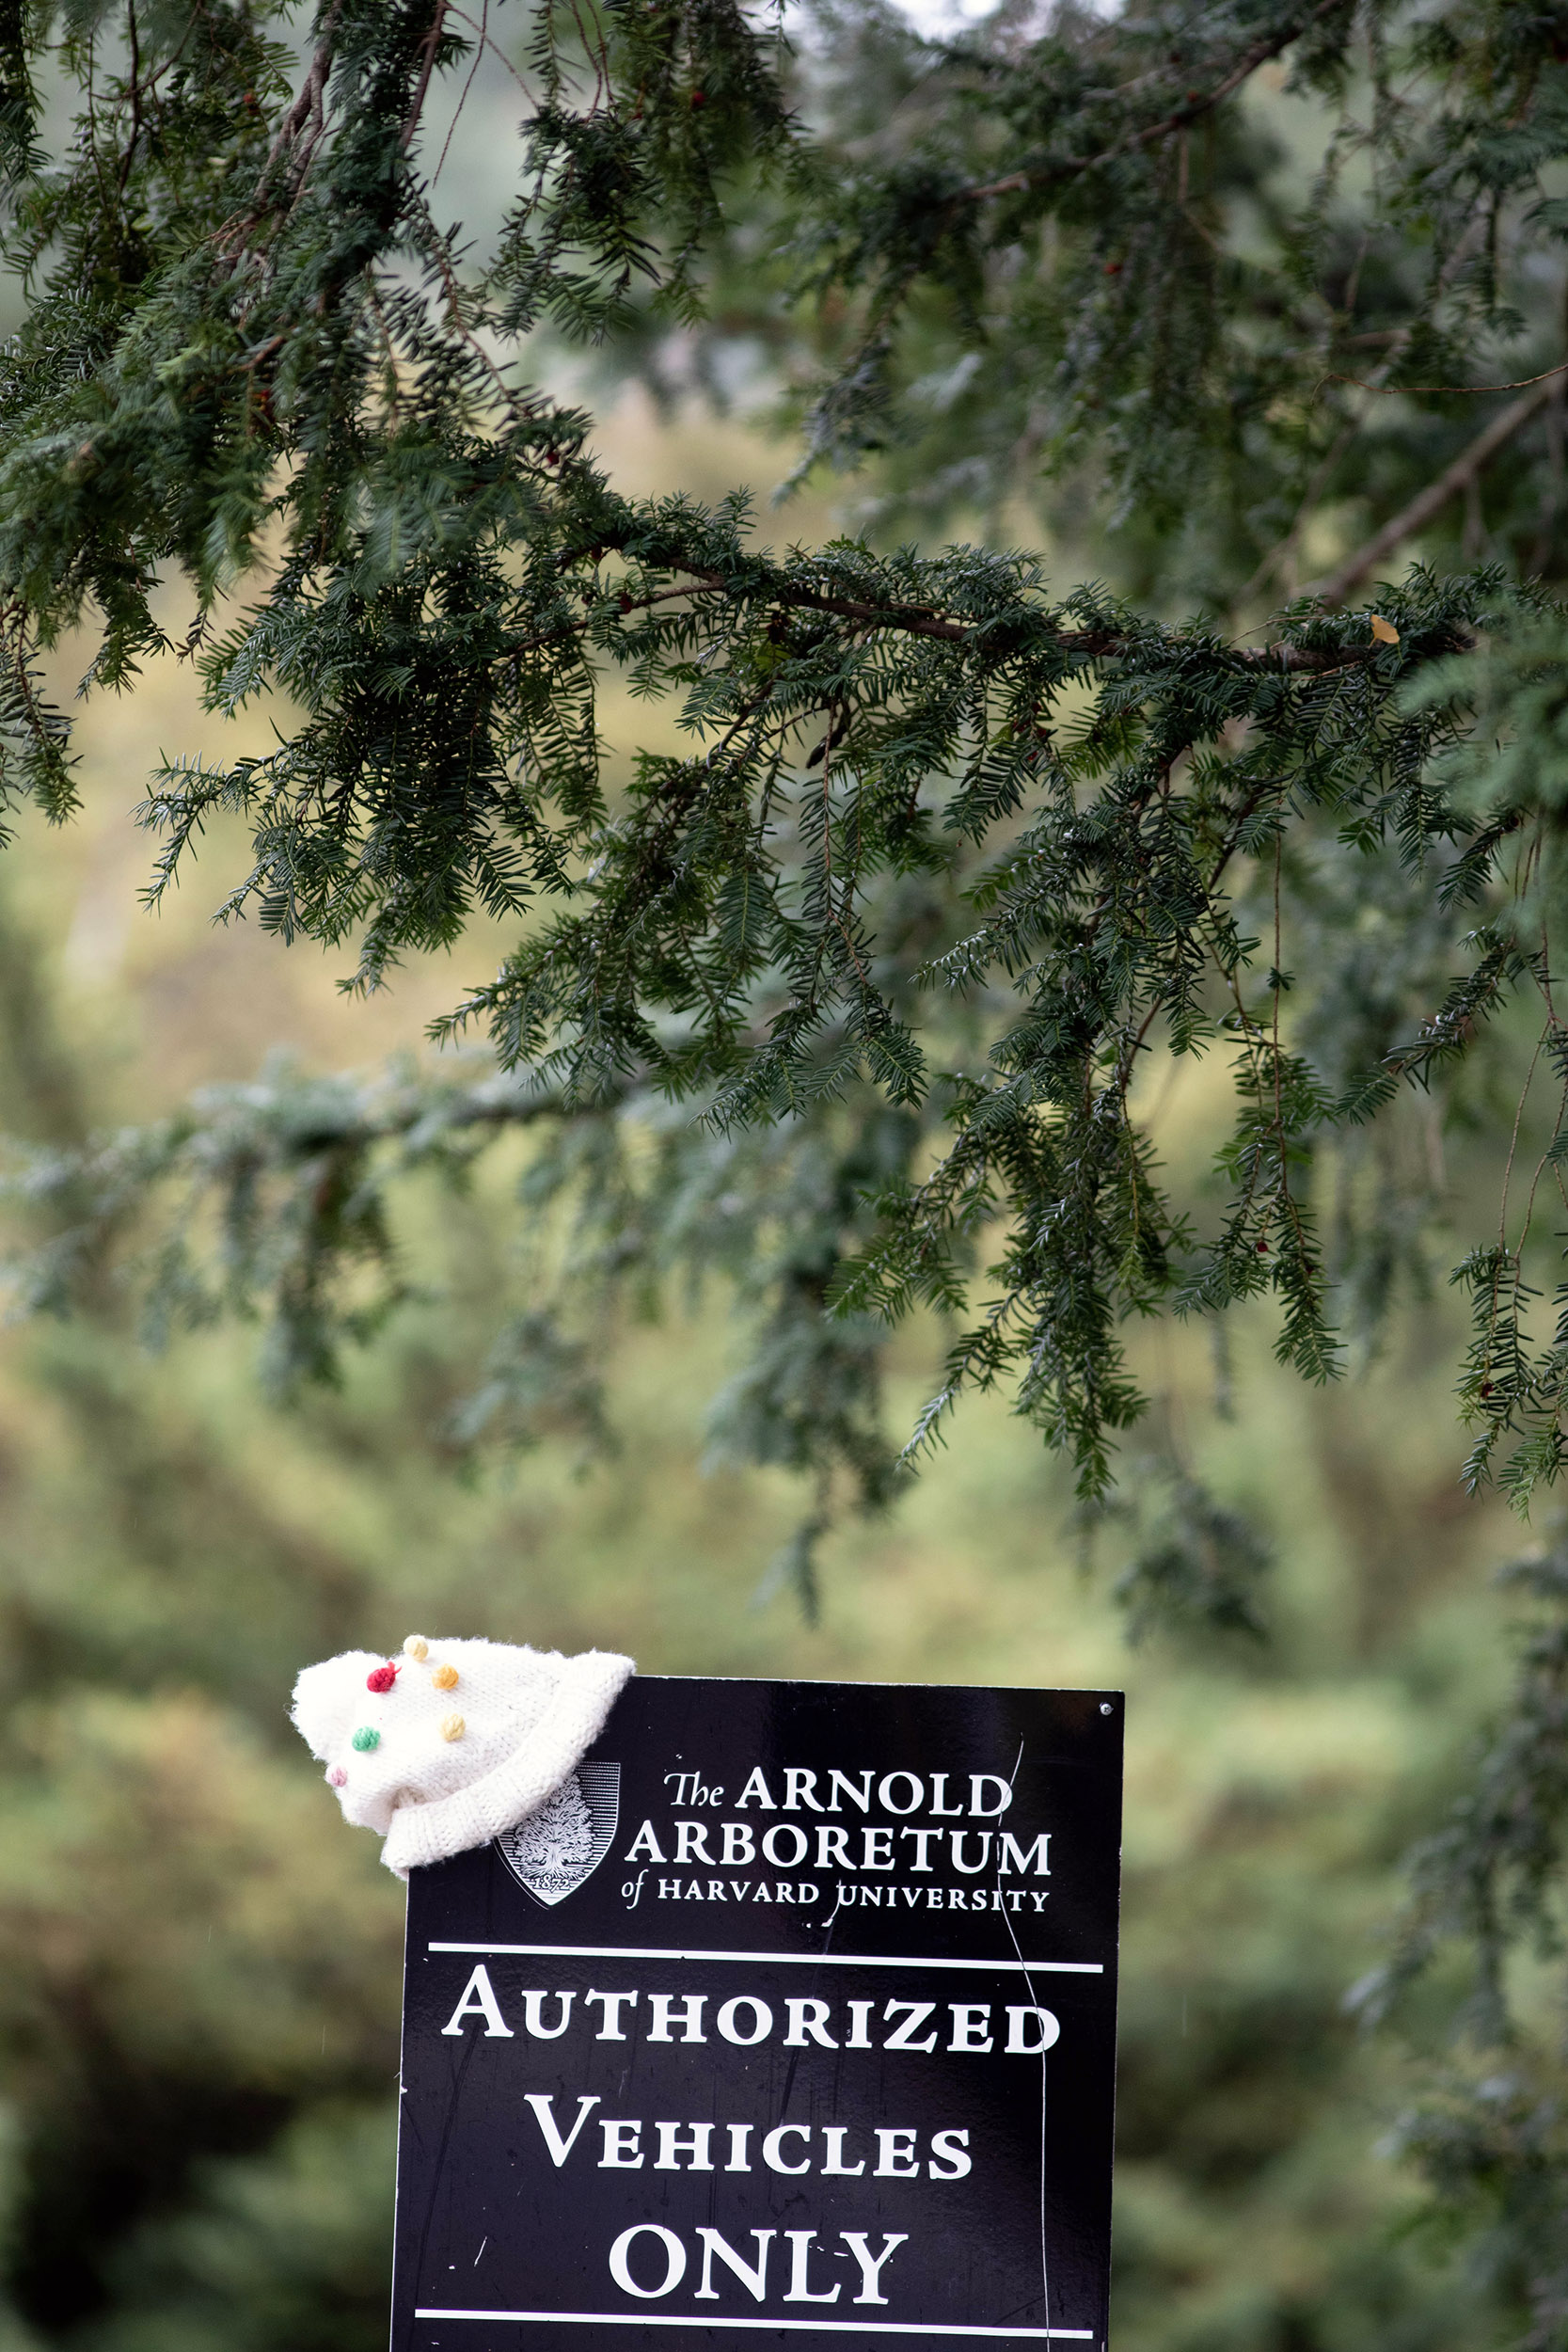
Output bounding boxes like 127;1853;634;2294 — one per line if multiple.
525;560;1453;671
957;0;1349;210
1360;1544;1568;2040
0;0;1556;1527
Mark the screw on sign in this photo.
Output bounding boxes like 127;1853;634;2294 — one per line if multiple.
388;1676;1122;2352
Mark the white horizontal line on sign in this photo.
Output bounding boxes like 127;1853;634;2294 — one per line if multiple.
414;2311;1094;2339
425;1943;1103;1975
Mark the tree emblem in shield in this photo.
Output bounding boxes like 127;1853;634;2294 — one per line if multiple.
494;1763;621;1905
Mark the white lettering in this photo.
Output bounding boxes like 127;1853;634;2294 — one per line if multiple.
948;2003;993;2052
718;1995;773;2045
440;1964;513;2038
841;2233;909;2305
828;1770;874;1813
520;1991;574;2039
524;2093;600;2167
763;2124;812;2174
882;1999;937;2052
784;2233;840;2304
1006;2006;1061;2055
970;1774;1013;1818
878;1772;924;1815
609;2225;685;2299
784;1998;837;2049
696;2229;774;2302
655;2122;714;2171
600;2120;644;2169
874;2128;919;2178
663;1773;722;1805
585;1989;639;2040
869;2126;921;2173
648;1993;707;2042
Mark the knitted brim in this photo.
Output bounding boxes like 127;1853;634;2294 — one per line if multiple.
378;1646;631;1876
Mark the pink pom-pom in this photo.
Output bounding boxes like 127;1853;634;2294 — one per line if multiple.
326;1765;347;1788
365;1663;399;1693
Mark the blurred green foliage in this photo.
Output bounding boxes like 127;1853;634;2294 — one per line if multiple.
0;797;1541;2349
1;0;1567;2332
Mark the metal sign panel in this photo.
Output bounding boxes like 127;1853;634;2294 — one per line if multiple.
391;1676;1123;2352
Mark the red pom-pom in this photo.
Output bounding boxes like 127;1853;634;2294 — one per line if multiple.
365;1663;399;1692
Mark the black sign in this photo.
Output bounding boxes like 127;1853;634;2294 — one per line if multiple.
391;1677;1123;2352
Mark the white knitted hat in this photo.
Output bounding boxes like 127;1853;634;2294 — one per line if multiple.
291;1635;634;1877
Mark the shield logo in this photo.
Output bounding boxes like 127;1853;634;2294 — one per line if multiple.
495;1763;621;1906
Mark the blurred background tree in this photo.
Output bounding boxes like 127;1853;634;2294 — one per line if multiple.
2;0;1568;2343
0;793;1536;2352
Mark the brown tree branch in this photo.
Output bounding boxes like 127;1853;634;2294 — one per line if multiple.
255;0;341;203
401;0;449;150
531;566;1455;675
1308;376;1556;609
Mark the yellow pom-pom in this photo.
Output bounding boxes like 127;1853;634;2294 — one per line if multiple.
403;1635;429;1661
439;1712;465;1742
432;1662;459;1691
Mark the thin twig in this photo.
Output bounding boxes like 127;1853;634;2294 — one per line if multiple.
444;4;533;100
433;0;487;183
1498;1025;1547;1256
1325;357;1568;397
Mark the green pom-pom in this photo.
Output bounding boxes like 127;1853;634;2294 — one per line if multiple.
351;1726;380;1753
